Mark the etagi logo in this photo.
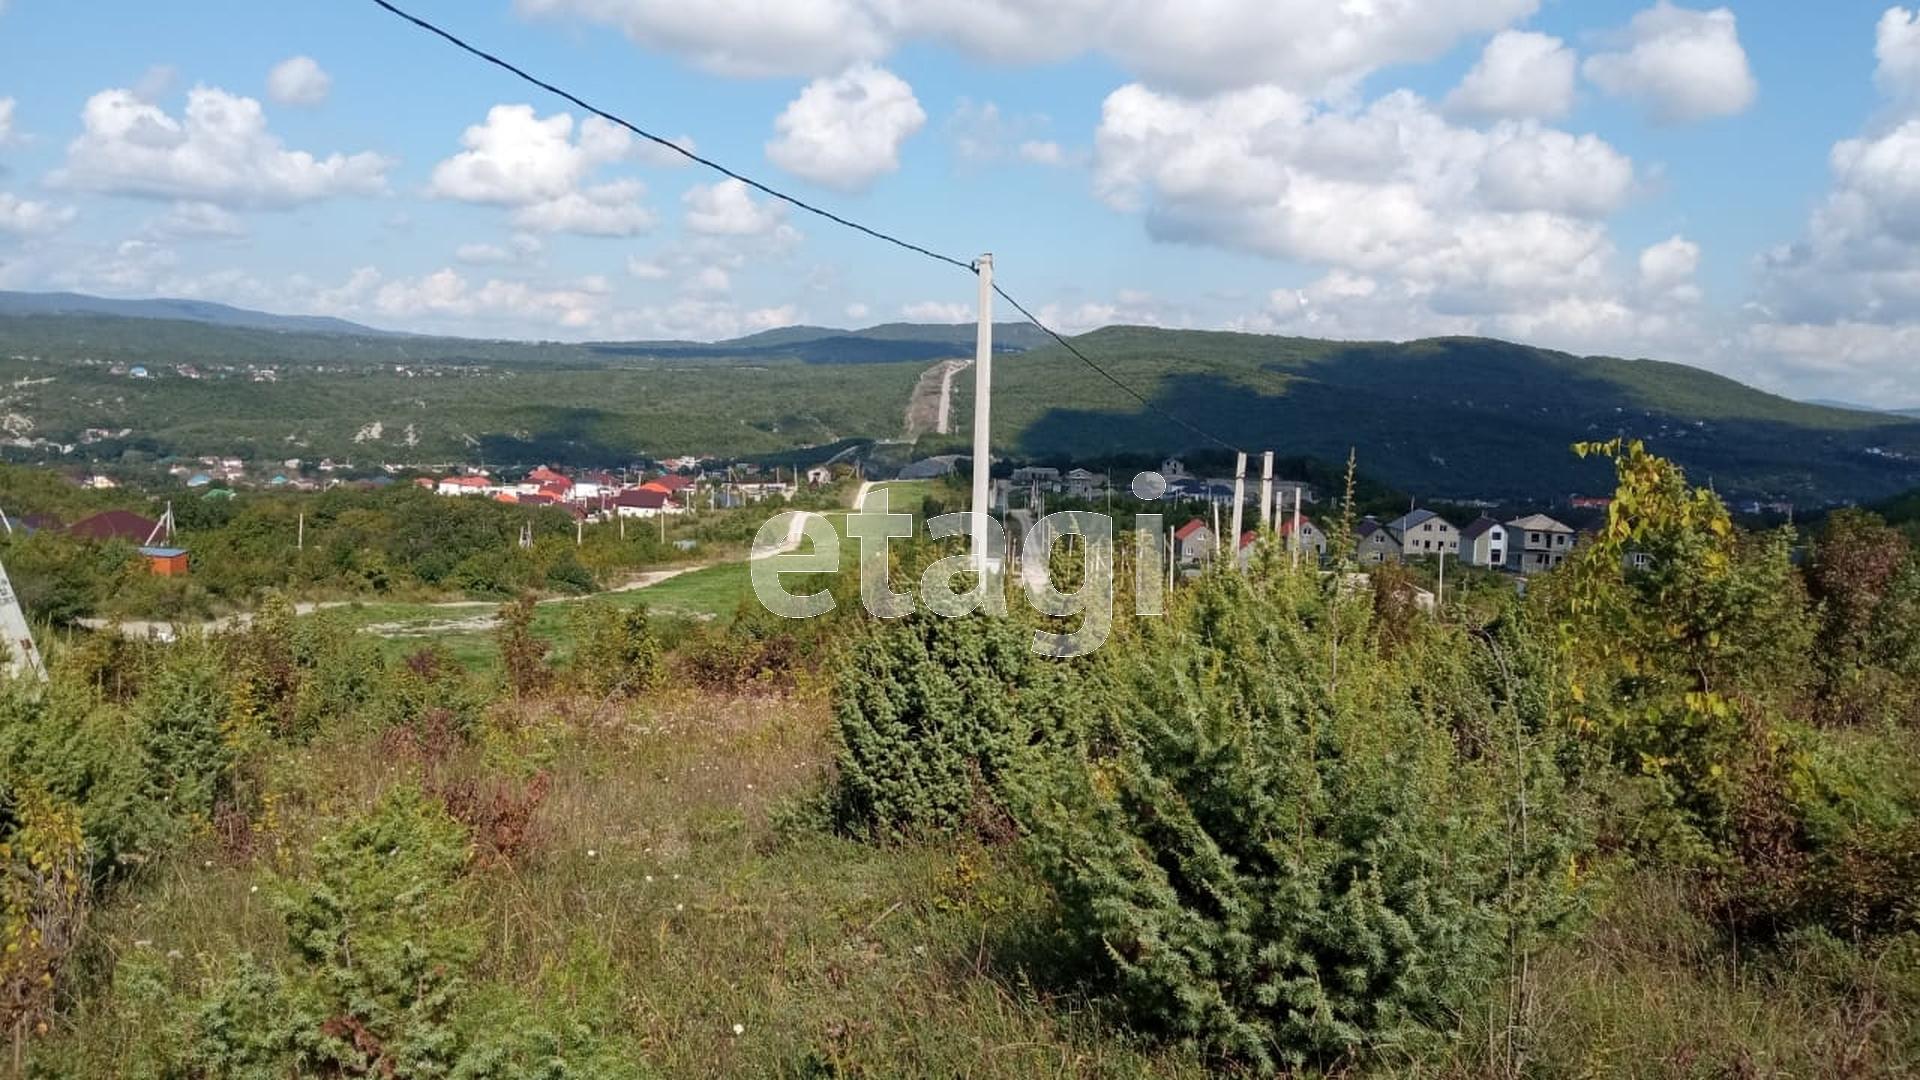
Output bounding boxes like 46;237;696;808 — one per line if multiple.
749;474;1177;658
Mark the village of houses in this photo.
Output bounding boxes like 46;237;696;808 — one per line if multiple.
38;446;1621;585
1001;457;1590;577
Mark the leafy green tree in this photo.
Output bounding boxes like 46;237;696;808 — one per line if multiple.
1806;509;1919;724
1553;439;1814;844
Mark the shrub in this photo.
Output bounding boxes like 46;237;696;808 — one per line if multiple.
496;595;551;698
1553;440;1816;846
1806;511;1920;726
1722;723;1920;939
369;647;489;743
829;611;1078;840
0;781;87;1054
429;770;552;867
133;637;238;821
567;600;660;699
288;610;386;737
1010;569;1577;1071
142;788;639;1078
0;672;179;878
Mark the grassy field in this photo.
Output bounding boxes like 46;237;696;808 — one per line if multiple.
35;685;1918;1078
321;482;945;669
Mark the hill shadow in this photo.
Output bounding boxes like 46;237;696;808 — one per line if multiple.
1015;339;1920;502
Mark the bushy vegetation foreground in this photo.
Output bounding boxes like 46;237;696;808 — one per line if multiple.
0;442;1913;1076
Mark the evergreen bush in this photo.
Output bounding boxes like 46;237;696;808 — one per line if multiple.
1009;569;1577;1071
829;611;1076;839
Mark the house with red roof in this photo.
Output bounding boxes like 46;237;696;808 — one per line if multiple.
1278;514;1328;559
436;475;494;496
1174;518;1215;564
69;509;163;545
612;487;672;518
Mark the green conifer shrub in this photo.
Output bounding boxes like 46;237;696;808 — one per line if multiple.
152;788;640;1078
829;611;1078;839
1009;568;1578;1071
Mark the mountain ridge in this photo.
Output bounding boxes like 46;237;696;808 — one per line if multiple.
0;290;395;337
2;300;1917;501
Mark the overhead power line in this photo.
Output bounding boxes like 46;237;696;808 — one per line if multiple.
365;0;1245;456
991;285;1241;454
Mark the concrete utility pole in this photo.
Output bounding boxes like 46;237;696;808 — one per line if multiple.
970;253;994;572
1228;452;1247;564
1259;451;1274;534
1291;489;1304;570
0;556;45;683
297;511;304;552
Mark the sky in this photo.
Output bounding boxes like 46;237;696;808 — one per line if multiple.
0;1;1917;406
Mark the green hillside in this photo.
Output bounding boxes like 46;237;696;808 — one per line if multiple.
949;328;1920;501
4;311;1918;501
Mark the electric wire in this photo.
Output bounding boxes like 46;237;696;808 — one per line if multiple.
366;0;1246;456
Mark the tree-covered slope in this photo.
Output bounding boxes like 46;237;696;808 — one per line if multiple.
954;328;1920;501
4;310;1917;501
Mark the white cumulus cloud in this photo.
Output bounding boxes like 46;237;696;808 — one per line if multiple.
266;56;331;106
1638;235;1702;303
1583;3;1757;123
430;105;629;204
682;178;788;236
0;97;14;144
319;265;612;331
1094;84;1633;313
429;105;655;236
766;65;924;191
149;201;244;238
900;300;970;323
1478;126;1635;217
1877;7;1920;103
55;86;390;207
1446;31;1577;119
0;193;78;236
517;0;1538;95
511;181;657;236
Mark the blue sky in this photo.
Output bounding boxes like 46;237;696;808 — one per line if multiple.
1;1;1918;405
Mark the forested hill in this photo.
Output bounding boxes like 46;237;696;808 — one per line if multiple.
957;327;1920;502
0;290;391;336
2;305;1917;501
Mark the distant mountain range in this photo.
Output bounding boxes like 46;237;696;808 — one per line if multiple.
0;290;393;337
1;292;1917;501
963;328;1920;502
585;321;1050;364
0;290;1043;364
1806;397;1920;418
